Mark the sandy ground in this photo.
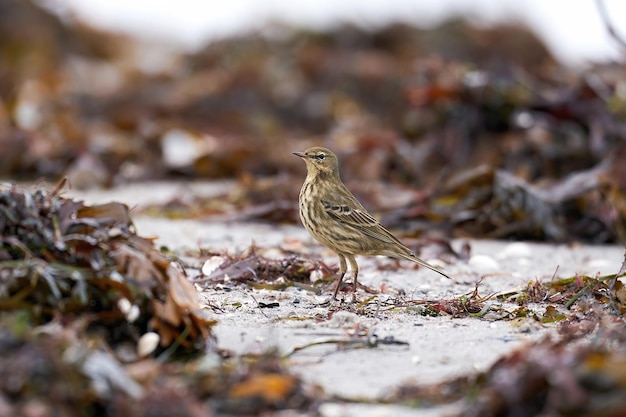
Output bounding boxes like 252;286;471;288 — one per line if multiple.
66;182;625;416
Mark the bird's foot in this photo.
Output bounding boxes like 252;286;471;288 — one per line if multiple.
315;292;357;306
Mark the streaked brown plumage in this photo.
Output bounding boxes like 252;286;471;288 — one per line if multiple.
294;146;450;299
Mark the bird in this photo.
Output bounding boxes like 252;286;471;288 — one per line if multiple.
293;146;451;299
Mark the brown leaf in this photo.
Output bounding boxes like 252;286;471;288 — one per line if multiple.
153;293;181;330
109;243;162;291
77;202;133;227
204;256;258;282
229;373;297;404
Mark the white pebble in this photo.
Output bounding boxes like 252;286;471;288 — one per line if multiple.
469;255;499;270
117;298;131;315
117;298;140;323
161;129;200;168
496;242;532;259
261;248;283;259
201;256;226;276
309;269;324;283
126;305;140;323
137;332;160;357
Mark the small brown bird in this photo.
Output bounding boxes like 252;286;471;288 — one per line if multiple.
294;146;450;299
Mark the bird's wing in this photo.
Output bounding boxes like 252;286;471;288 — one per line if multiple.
320;192;451;280
321;196;404;246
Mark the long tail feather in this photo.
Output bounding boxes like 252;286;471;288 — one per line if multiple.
397;252;451;280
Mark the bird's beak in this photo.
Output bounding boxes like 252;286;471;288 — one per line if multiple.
293;151;306;158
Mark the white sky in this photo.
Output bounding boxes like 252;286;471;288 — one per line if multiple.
43;0;626;66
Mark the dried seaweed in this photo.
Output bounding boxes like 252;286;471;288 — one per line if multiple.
194;248;337;295
501;269;626;316
0;312;315;417
0;184;320;416
0;183;214;355
383;318;626;416
460;320;626;417
430;162;626;243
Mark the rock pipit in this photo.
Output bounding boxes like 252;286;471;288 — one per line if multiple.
294;146;450;299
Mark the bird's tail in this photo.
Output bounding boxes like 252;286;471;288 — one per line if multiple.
398;251;451;280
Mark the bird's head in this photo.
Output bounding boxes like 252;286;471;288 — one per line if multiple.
293;147;339;177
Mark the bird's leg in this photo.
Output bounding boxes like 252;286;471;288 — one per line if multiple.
347;256;359;294
333;254;347;299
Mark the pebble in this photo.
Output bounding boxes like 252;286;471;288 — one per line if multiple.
496;242;532;259
137;332;160;357
468;254;499;270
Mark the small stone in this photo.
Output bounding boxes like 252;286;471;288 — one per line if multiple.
201;256;226;276
137;332;160;358
469;254;499;270
497;242;532;259
309;269;324;283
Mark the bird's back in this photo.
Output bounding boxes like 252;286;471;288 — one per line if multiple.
301;176;413;258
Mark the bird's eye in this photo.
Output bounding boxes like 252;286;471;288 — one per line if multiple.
316;153;326;160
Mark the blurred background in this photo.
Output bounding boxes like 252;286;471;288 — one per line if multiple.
41;0;626;66
1;0;625;242
42;0;626;65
